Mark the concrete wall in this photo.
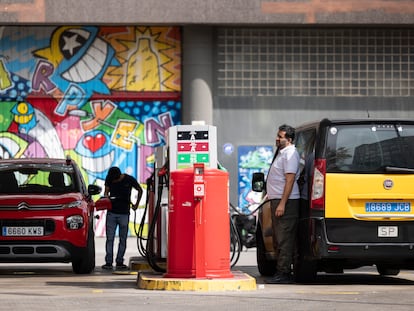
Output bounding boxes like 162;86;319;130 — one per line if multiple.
182;27;214;125
2;0;414;207
1;0;414;24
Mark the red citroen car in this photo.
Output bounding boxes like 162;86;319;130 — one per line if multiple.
0;157;104;274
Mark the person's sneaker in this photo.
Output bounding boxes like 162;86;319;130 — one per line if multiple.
115;263;129;270
264;273;293;284
101;263;113;270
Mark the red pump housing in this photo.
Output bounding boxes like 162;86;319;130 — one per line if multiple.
165;164;233;279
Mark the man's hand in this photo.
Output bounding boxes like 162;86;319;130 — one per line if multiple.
275;202;286;217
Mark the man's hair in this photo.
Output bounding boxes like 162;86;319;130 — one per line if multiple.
279;124;296;142
106;166;121;183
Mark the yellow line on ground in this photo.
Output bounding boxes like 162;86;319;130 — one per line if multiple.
295;290;359;295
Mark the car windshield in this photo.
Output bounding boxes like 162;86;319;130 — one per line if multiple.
326;123;414;173
0;164;76;194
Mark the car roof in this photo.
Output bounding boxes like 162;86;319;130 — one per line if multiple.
296;118;414;130
0;158;69;165
0;158;75;169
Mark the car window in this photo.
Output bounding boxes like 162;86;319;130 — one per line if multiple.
326;123;414;172
296;128;316;171
0;166;76;194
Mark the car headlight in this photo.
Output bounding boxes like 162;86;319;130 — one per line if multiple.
63;200;83;209
66;215;84;230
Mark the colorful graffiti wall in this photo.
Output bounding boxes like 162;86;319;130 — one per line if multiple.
238;145;273;213
0;26;182;236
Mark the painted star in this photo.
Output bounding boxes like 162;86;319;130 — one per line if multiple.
62;34;82;56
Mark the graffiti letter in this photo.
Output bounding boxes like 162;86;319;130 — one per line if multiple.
111;120;138;151
145;112;173;145
81;100;116;131
55;83;86;116
139;145;156;183
0;59;12;91
32;60;56;92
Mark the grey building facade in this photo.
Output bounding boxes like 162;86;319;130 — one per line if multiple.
1;0;414;207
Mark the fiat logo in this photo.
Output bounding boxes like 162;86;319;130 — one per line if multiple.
383;179;393;190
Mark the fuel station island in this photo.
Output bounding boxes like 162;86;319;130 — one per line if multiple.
135;124;256;291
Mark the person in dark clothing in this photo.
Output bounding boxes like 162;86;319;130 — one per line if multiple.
101;166;143;270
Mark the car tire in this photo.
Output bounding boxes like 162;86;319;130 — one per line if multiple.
256;223;277;276
72;228;96;274
376;264;400;276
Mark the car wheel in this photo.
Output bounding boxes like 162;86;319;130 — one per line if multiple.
256;223;277;276
376;264;400;276
72;228;96;274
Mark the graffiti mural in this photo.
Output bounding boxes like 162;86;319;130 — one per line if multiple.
238;145;273;213
0;26;182;236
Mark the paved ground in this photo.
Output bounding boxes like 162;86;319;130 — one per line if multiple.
96;236;141;267
97;236;258;273
3;238;414;310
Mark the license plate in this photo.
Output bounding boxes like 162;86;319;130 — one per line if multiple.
378;226;398;237
365;202;411;213
2;226;44;236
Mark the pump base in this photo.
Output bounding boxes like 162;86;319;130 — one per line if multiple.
137;270;256;291
129;256;166;272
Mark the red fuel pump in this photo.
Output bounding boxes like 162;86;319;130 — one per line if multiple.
193;164;206;278
165;163;233;279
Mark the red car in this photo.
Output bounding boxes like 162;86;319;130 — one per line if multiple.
0;157;105;274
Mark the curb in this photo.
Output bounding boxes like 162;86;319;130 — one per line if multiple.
137;270;257;291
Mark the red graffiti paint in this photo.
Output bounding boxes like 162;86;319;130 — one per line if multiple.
83;133;106;153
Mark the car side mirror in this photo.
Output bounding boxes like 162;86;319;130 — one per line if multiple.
252;172;265;192
87;184;102;196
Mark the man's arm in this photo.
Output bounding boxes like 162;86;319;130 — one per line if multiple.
104;185;110;197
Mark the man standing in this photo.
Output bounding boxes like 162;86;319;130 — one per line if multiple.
265;124;300;284
102;166;143;271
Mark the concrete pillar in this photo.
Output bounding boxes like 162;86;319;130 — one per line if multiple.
182;26;214;125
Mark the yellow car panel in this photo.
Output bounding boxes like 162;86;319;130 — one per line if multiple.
325;173;414;219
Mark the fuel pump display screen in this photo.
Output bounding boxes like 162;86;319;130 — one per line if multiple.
177;131;210;169
177;131;209;140
168;126;217;171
